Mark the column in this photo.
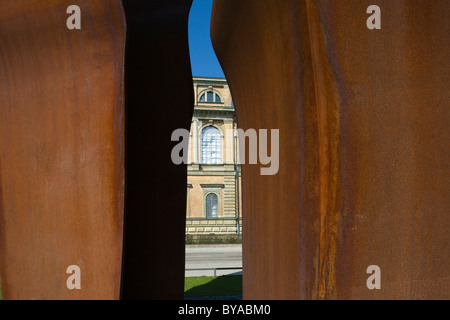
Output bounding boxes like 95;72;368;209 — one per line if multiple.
192;118;199;164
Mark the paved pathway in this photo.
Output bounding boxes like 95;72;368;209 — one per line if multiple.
185;245;242;277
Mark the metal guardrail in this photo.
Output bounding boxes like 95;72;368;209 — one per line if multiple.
185;267;242;277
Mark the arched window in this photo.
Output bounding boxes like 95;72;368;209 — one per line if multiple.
201;126;222;164
199;90;222;103
206;193;219;218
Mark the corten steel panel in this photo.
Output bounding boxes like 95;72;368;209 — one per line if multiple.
211;0;320;300
211;0;450;299
0;1;126;299
120;0;194;300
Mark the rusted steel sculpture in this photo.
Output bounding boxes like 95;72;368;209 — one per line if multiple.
0;1;126;299
0;0;193;300
120;0;193;300
211;0;450;299
1;0;448;301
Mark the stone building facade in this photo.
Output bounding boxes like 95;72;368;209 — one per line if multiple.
186;77;242;235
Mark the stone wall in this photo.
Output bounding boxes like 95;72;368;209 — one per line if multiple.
186;217;243;234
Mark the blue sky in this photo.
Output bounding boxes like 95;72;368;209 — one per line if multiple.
188;0;225;78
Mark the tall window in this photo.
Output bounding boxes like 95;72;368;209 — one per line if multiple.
199;90;222;103
206;193;219;218
201;126;222;164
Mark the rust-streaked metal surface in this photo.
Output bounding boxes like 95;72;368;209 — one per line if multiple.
211;0;450;299
0;1;126;299
120;0;194;300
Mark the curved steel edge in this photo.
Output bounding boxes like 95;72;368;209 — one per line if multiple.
211;0;450;300
0;0;127;300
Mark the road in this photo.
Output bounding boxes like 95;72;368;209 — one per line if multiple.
185;245;242;277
